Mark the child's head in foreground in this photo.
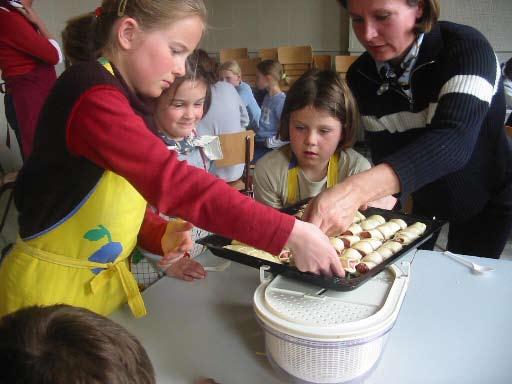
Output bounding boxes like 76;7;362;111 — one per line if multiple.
0;304;155;384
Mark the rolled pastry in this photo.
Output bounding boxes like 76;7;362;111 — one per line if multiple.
362;251;384;264
339;235;360;248
341;247;363;261
389;218;408;230
394;230;419;244
340;255;359;274
329;237;345;254
376;222;401;239
376;246;394;260
379;240;403;253
355;261;377;274
360;219;382;231
352;211;366;223
343;223;363;236
366;215;386;225
360;228;385;240
406;222;427;235
352;239;383;256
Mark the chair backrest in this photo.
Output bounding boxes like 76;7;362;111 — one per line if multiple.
313;55;332;70
278;45;313;87
236;57;261;87
220;48;248;63
215;130;255;195
258;48;278;61
335;55;359;79
506;125;512;137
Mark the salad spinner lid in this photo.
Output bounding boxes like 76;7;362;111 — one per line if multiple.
254;264;410;339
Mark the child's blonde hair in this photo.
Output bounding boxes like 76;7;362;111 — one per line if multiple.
218;60;242;77
63;0;207;62
279;69;359;149
256;59;283;84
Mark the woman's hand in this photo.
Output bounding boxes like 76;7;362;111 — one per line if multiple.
303;164;401;236
286;219;344;277
160;219;194;265
162;257;206;282
303;180;364;237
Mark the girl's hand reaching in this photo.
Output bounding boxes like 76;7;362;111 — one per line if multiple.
286;219;344;277
161;255;207;282
160;219;194;265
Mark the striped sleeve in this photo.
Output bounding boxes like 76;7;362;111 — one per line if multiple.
384;36;501;195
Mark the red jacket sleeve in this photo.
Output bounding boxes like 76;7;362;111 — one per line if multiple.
0;11;59;65
67;86;294;255
138;207;167;256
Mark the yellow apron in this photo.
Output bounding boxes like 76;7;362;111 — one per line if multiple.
286;149;341;205
0;59;148;318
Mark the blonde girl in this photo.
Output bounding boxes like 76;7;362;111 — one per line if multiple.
0;0;343;319
254;69;372;208
253;59;287;162
218;59;261;131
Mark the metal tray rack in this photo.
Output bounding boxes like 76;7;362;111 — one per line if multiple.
197;204;446;291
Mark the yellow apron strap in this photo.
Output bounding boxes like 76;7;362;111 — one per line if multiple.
98;57;115;76
15;238;147;318
287;151;341;205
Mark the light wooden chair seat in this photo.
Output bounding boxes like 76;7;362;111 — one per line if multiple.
214;130;255;196
236;57;261;87
220;48;248;63
335;55;359;79
258;48;278;61
313;55;332;70
278;45;313;87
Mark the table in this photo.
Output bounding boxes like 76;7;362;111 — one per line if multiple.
111;251;512;384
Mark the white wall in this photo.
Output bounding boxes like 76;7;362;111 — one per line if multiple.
201;0;349;57
1;0;510;171
348;0;512;62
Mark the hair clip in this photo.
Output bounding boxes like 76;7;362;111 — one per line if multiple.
117;0;128;16
94;6;103;18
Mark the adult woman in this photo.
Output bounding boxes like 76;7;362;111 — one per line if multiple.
0;0;62;158
305;0;511;258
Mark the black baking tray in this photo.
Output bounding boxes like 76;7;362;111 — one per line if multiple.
197;202;446;291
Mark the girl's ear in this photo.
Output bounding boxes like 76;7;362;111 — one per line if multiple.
415;0;425;20
117;17;141;50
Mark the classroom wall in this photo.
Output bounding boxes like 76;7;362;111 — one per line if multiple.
348;0;512;62
0;0;511;171
201;0;349;57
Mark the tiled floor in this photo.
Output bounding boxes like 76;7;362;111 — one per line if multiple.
0;180;511;261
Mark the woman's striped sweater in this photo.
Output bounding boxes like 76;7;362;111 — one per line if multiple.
347;21;511;222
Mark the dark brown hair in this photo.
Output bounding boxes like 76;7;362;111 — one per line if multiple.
0;305;155;384
256;59;283;83
191;48;219;83
159;49;214;116
339;0;440;33
62;0;207;63
279;69;359;149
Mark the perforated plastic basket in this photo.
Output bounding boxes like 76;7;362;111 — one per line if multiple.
253;263;410;383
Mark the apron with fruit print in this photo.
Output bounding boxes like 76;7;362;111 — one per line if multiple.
0;59;148;318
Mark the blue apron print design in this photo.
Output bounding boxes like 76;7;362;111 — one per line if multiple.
85;225;123;274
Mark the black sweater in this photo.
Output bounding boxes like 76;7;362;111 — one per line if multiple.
347;21;511;222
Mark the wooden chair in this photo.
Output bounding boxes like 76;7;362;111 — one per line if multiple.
258;48;278;61
214;130;255;196
236;57;261;87
220;48;248;63
506;126;512;137
335;55;359;79
313;55;332;70
278;45;313;86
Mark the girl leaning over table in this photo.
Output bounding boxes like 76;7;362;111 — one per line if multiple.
0;0;343;319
